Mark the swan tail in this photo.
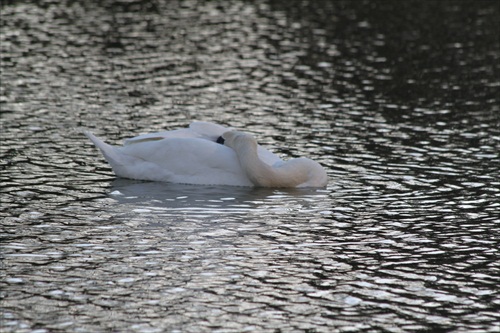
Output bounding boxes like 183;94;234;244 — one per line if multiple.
84;131;133;172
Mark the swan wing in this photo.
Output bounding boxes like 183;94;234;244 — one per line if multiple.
124;121;230;145
124;121;281;166
118;137;253;186
123;128;196;145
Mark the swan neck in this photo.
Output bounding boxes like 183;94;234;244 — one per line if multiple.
226;131;319;187
235;142;275;187
235;140;310;187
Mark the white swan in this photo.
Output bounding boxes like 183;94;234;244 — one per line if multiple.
84;121;328;187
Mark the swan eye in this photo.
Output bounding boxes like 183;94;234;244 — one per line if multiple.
216;136;225;145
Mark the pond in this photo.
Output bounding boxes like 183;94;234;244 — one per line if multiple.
1;0;499;332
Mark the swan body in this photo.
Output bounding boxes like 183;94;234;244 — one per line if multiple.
84;121;327;188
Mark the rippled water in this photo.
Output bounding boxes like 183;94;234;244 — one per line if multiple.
1;0;499;332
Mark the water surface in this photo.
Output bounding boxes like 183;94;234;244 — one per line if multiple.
1;1;499;332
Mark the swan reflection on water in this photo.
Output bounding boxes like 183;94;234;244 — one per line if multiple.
108;179;331;217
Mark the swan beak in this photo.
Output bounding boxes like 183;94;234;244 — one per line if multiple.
216;136;225;145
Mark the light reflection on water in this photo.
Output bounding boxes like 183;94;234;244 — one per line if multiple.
1;0;499;332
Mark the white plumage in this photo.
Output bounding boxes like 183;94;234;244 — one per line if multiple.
85;121;327;188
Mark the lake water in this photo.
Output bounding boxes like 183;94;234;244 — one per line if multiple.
1;1;499;332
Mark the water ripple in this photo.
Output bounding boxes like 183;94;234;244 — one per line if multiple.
2;0;499;332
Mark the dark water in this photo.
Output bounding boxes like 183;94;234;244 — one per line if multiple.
1;0;499;332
